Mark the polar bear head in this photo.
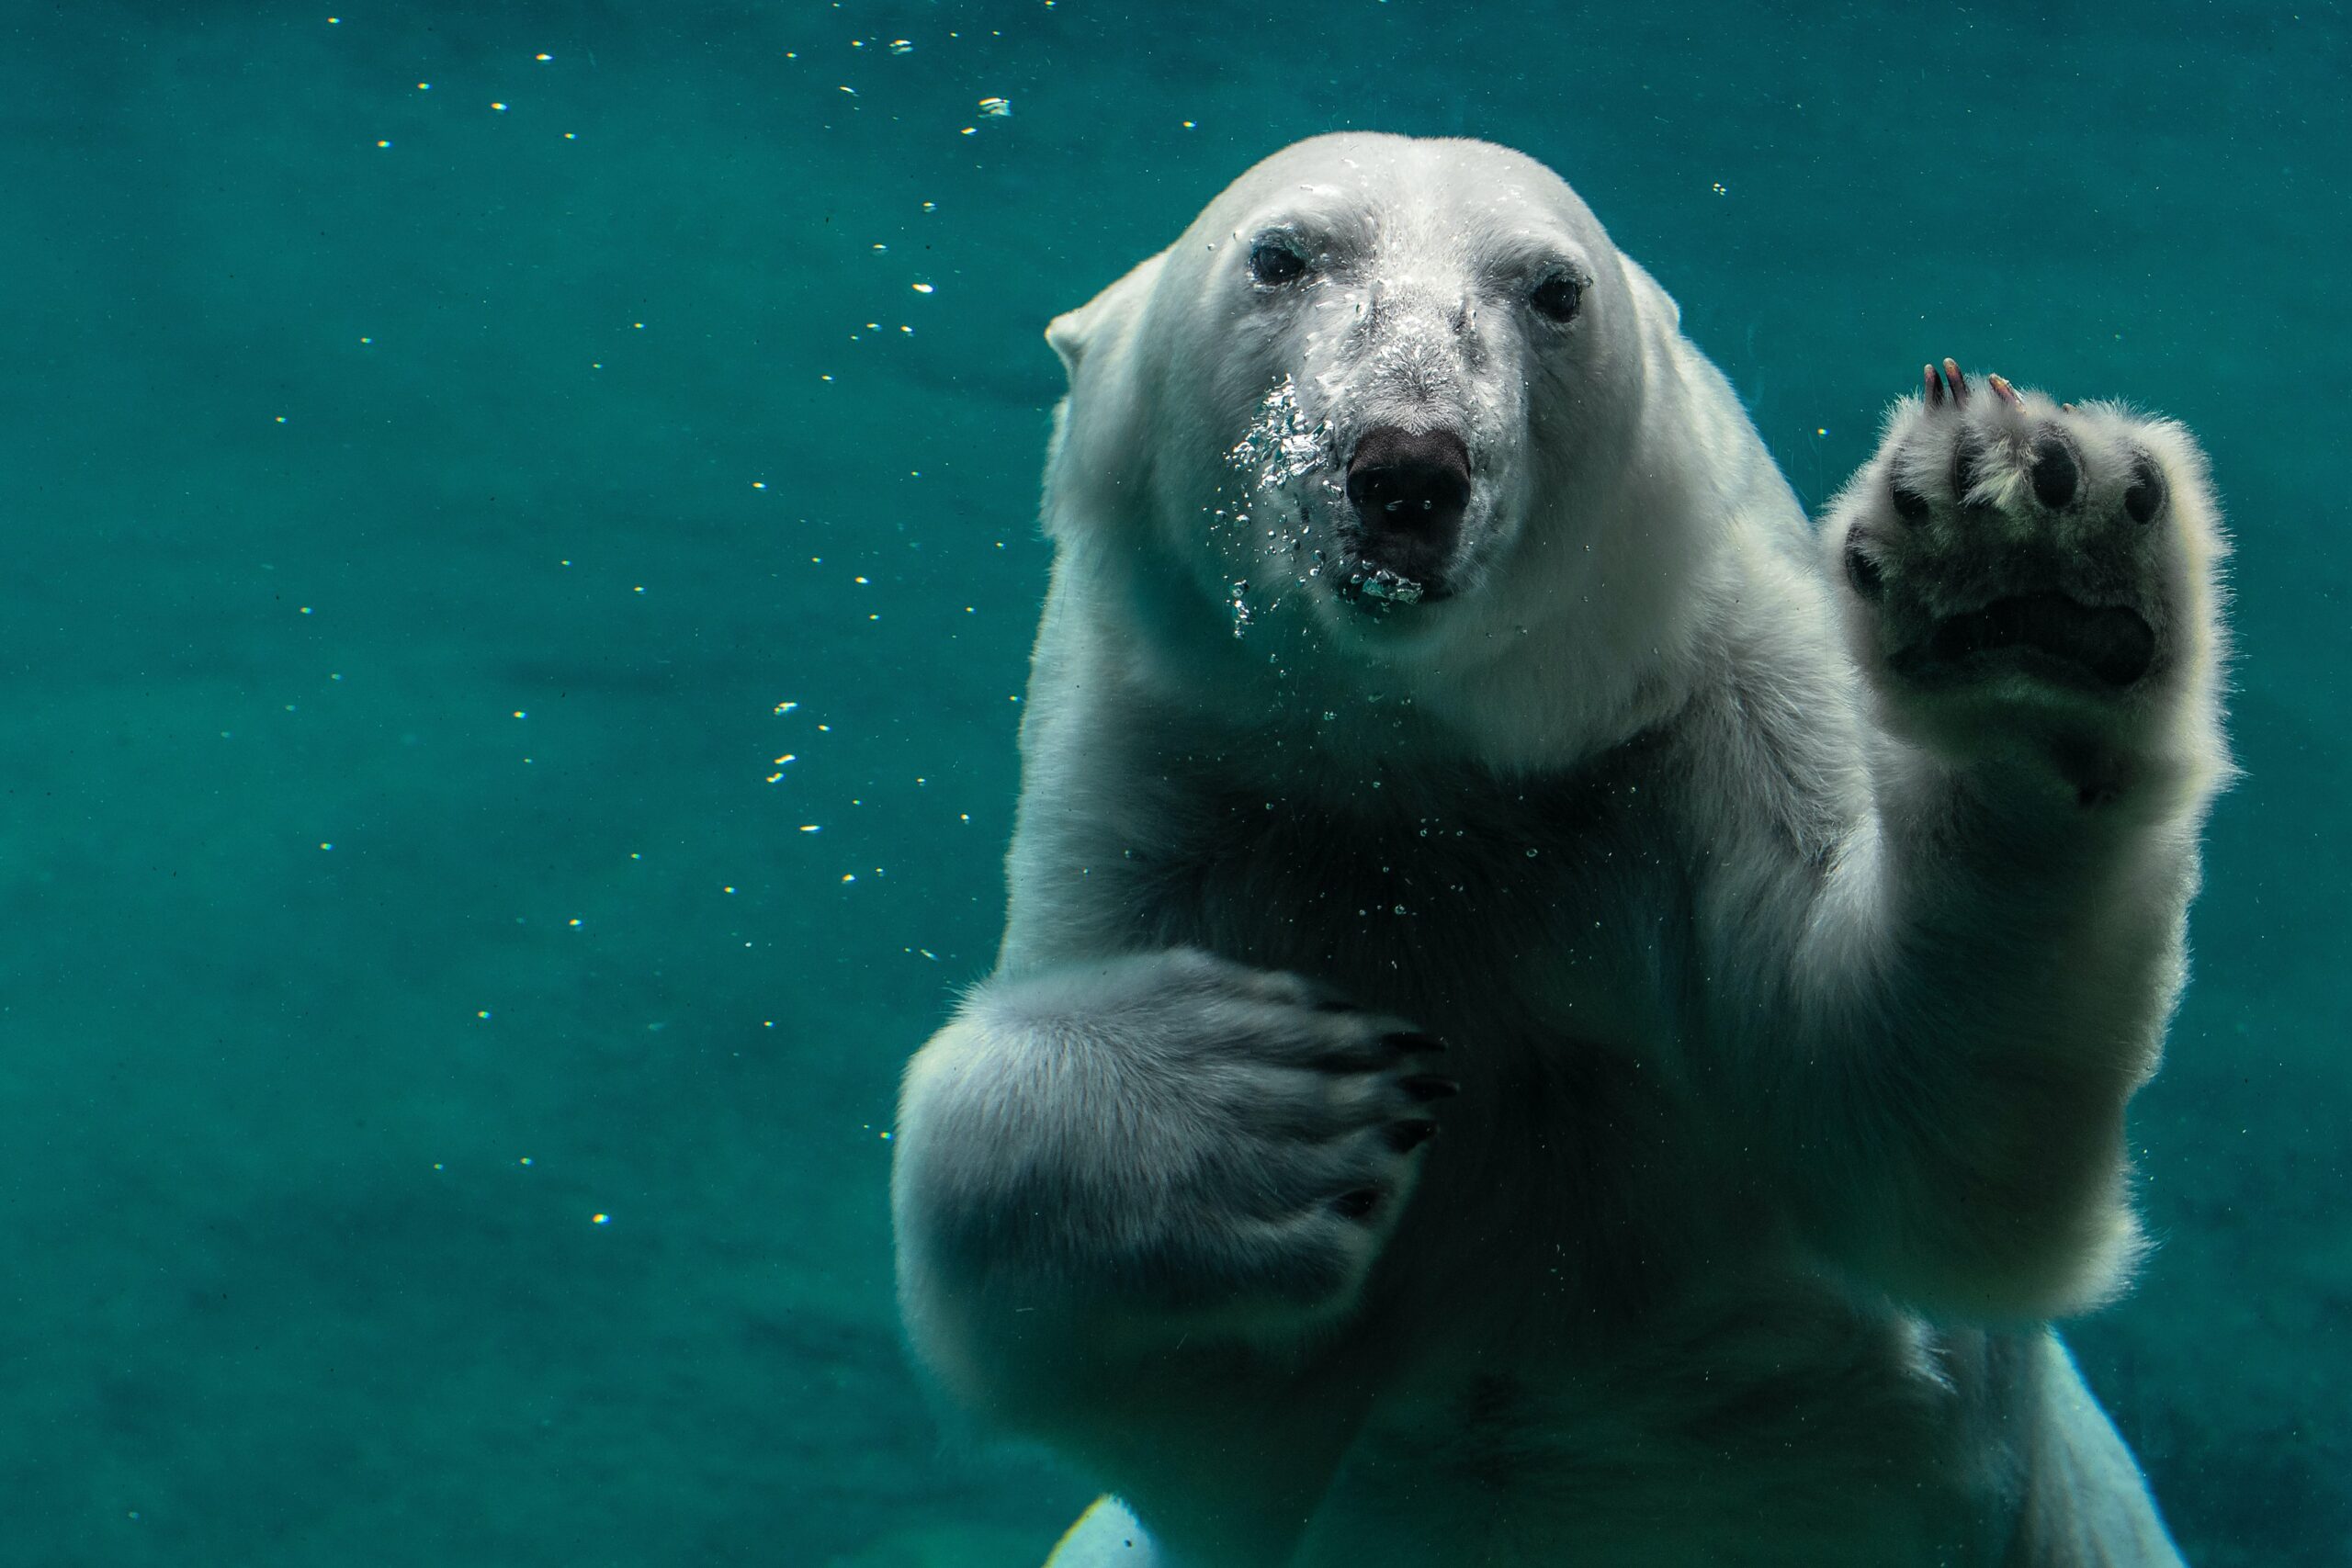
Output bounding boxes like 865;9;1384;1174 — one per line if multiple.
1043;134;1734;767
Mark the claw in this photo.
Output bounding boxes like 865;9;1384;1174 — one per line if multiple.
1385;1119;1440;1154
1988;372;2024;409
1924;363;1944;407
1941;357;1969;405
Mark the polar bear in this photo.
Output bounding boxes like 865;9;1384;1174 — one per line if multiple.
892;133;2227;1566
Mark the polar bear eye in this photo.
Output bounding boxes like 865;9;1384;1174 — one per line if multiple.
1529;272;1584;323
1248;237;1310;287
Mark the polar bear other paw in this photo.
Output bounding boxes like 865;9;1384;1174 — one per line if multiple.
923;950;1456;1344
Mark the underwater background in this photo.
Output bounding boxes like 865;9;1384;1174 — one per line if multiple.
5;1;2344;1563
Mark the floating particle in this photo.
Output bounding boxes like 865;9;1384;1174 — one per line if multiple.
491;101;507;110
977;96;1012;117
922;199;936;211
889;39;913;53
592;1213;609;1224
911;282;934;293
536;52;551;62
775;700;798;714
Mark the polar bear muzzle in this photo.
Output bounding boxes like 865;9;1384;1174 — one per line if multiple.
1338;424;1472;605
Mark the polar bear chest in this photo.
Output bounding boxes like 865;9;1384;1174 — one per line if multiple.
1093;743;1695;1068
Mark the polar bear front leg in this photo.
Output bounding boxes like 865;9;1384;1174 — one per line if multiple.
891;949;1452;1428
1829;359;2227;806
1768;362;2231;1315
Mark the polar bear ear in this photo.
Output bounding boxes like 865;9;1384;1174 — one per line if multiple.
1619;255;1683;335
1046;250;1169;379
1044;306;1091;378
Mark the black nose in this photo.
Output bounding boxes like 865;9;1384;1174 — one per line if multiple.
1346;426;1472;536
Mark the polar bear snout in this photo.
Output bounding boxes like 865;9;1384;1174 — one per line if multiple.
1340;425;1473;602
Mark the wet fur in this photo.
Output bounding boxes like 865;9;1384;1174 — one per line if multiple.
893;134;2225;1566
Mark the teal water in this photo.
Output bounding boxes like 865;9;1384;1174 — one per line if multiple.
5;3;2343;1564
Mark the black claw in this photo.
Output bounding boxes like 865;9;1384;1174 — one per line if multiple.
1400;1074;1461;1102
2029;431;2080;509
1332;1188;1383;1220
1385;1119;1440;1154
1942;357;1970;406
2123;453;2165;525
1890;478;1931;523
1845;543;1885;600
1380;1030;1446;1055
1924;364;1944;407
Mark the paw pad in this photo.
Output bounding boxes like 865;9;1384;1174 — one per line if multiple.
2029;432;2079;509
2124;452;2165;525
1845;543;1885;601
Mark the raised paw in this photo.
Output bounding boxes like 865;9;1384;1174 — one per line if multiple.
1829;358;2223;762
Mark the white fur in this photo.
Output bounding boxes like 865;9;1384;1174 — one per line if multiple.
893;134;2224;1567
